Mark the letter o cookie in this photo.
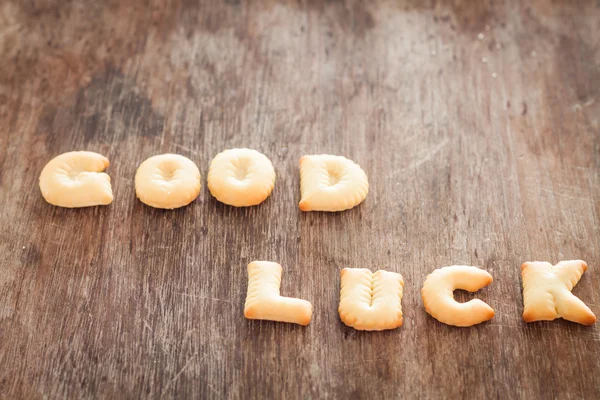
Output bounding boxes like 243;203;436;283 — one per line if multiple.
39;151;113;208
207;148;276;207
135;154;201;209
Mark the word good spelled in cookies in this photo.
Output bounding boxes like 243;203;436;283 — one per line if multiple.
299;155;368;212
39;151;113;208
244;261;312;326
135;154;201;209
338;268;404;331
521;260;596;326
422;266;495;327
208;148;276;207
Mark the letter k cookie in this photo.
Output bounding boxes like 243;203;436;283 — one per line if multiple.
521;260;596;326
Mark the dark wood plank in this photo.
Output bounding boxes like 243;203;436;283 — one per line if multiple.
1;0;599;398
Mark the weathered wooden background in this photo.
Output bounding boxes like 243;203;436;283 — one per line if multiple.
1;0;599;398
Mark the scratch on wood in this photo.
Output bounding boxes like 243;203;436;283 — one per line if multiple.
408;138;449;171
161;354;199;396
143;319;153;333
176;293;233;304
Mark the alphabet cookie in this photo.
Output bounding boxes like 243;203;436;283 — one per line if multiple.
299;155;368;212
208;148;276;207
422;266;495;327
135;154;201;209
338;268;404;331
39;151;113;208
521;260;596;326
244;261;312;326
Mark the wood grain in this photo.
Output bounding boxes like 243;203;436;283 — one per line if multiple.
1;0;599;398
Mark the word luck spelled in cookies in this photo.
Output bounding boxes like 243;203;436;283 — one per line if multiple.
244;260;596;329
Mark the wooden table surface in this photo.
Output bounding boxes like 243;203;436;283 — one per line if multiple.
1;0;600;398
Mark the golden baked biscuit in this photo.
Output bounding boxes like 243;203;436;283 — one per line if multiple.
299;155;368;212
39;151;113;208
522;260;596;326
135;154;201;209
207;148;275;207
422;266;495;327
244;261;312;326
338;268;404;331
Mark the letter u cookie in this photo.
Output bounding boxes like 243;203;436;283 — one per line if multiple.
338;268;404;331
